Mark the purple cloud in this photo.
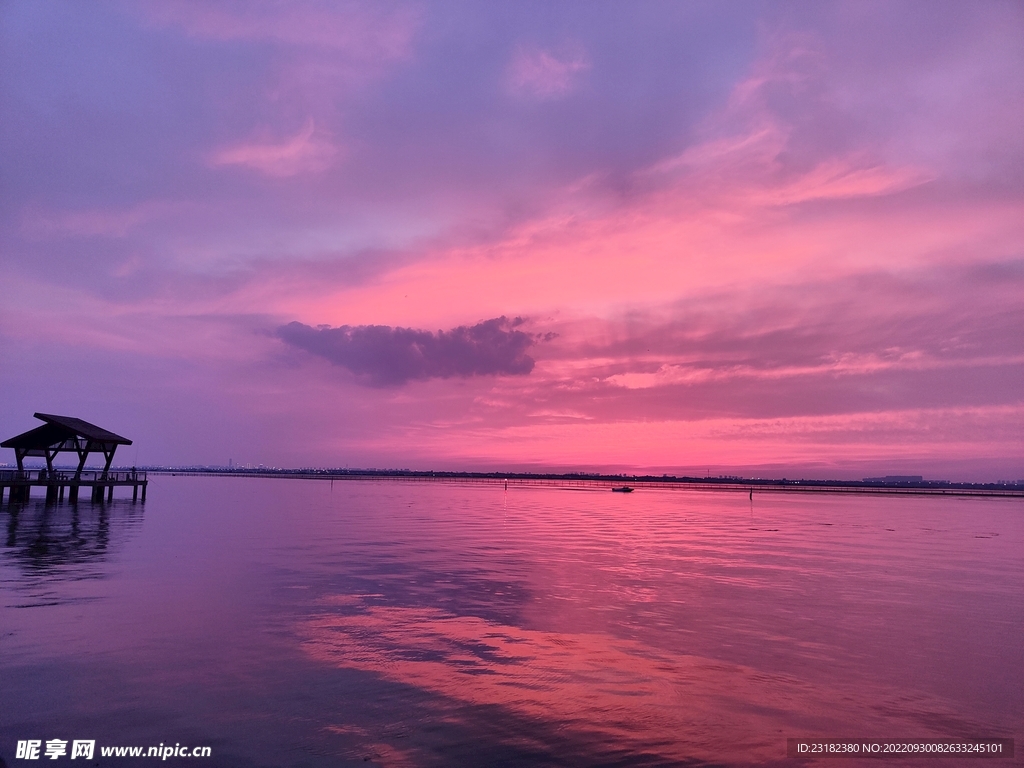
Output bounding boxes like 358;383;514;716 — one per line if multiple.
278;316;535;386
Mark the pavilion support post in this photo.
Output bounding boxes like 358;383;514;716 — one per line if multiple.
102;447;115;480
59;485;65;502
141;481;147;503
133;484;138;502
0;486;5;504
68;485;79;504
107;485;113;502
46;484;57;504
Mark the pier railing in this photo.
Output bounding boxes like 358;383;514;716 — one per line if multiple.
0;469;147;484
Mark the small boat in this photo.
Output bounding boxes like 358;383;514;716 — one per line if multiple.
611;486;634;493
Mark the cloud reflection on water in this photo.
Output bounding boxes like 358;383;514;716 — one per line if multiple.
301;596;978;766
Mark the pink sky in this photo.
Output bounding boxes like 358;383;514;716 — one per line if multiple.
1;2;1022;479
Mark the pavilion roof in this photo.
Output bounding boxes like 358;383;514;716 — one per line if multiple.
1;413;132;450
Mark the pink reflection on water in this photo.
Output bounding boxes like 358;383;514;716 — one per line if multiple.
301;596;982;766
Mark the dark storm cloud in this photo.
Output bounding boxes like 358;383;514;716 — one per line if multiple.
277;316;535;386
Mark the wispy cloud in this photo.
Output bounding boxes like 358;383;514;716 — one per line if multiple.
210;120;339;176
644;33;935;206
542;262;1024;403
136;0;418;59
507;43;589;99
20;201;182;239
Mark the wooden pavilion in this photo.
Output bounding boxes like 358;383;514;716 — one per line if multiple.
1;413;146;504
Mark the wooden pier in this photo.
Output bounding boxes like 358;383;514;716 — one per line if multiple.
1;413;145;505
0;468;147;504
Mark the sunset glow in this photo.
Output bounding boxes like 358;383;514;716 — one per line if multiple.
2;2;1022;479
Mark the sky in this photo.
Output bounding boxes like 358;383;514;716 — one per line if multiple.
1;1;1022;480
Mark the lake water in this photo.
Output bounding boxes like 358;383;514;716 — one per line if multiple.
1;477;1020;766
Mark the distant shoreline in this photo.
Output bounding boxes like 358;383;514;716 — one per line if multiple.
129;467;1024;497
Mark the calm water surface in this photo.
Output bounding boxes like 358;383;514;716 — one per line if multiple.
1;477;1021;766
